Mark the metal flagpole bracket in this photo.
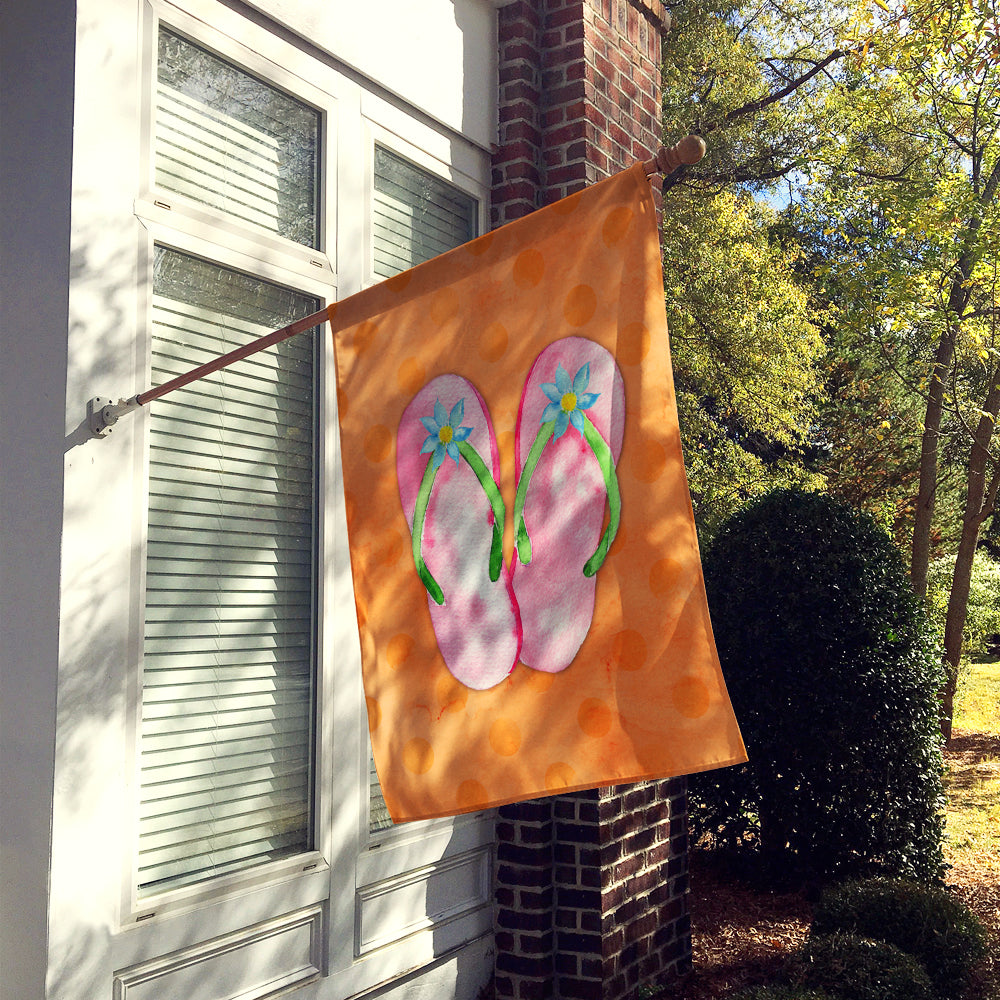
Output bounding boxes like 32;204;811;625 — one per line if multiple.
88;395;141;438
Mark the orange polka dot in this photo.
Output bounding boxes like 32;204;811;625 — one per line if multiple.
456;779;489;809
612;628;647;671
513;248;545;288
387;632;414;669
631;438;667;483
479;321;509;362
435;674;468;714
364;424;393;463
365;697;381;732
466;233;495;257
430;287;460;325
523;667;555;691
563;284;597;327
489;718;522;756
618;321;651;366
545;761;577;790
397;356;426;395
386;270;412;293
374;529;404;568
672;675;711;719
552;191;582;215
649;557;683;597
602;206;634;246
353;321;379;355
608;522;627;558
578;698;613;737
403;738;434;774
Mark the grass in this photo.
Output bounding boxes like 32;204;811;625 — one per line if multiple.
955;658;1000;733
941;658;1000;1000
657;658;1000;1000
945;659;1000;868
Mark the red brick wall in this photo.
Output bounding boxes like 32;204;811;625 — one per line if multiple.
491;7;690;998
492;0;667;227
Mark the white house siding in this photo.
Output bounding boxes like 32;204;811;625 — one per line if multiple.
0;1;499;997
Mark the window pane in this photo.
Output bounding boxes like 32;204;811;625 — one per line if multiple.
368;149;478;833
139;247;318;895
156;28;320;248
372;146;477;279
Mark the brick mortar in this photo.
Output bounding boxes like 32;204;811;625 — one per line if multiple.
492;3;687;995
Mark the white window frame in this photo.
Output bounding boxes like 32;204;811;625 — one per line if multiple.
111;1;496;990
123;0;340;931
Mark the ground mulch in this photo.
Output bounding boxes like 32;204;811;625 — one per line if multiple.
657;733;1000;1000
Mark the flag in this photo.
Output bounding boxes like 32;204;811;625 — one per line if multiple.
330;163;746;822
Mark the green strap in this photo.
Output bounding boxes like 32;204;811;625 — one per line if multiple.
513;421;554;564
514;415;620;576
581;414;621;577
410;444;506;606
456;440;505;583
411;459;445;605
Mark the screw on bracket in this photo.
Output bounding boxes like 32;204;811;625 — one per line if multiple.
87;396;139;438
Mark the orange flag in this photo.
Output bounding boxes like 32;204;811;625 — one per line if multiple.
331;163;746;822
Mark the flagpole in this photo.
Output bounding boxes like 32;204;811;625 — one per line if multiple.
88;137;705;437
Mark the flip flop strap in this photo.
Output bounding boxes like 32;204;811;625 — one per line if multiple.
513;421;553;564
514;415;620;575
456;440;505;584
580;414;621;577
411;444;505;606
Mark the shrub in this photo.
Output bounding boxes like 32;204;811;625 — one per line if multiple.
792;933;934;1000
811;878;988;998
927;550;1000;659
690;489;946;881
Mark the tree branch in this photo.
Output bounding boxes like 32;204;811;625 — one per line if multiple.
703;49;847;133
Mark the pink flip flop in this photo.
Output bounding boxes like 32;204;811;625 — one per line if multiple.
397;374;521;690
512;337;625;673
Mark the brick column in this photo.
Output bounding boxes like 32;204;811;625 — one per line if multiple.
491;3;692;998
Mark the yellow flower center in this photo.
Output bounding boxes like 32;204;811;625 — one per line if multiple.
560;392;577;413
438;425;454;444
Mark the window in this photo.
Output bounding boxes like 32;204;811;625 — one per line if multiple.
120;8;494;990
155;28;320;247
367;146;478;833
372;145;477;279
136;26;323;897
139;248;318;895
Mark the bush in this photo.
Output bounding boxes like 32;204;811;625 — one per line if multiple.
927;550;1000;659
792;933;934;1000
811;878;988;998
691;489;946;881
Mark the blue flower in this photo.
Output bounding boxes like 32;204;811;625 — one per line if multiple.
540;362;600;439
420;397;473;469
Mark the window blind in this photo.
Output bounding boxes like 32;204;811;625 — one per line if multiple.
156;28;320;248
368;148;478;833
372;146;477;280
138;248;319;895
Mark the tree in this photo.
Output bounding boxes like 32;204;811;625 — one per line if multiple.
662;188;825;538
659;0;846;538
800;0;1000;736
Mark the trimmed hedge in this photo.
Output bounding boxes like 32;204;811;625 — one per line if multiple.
812;878;988;998
691;489;946;881
792;933;934;1000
